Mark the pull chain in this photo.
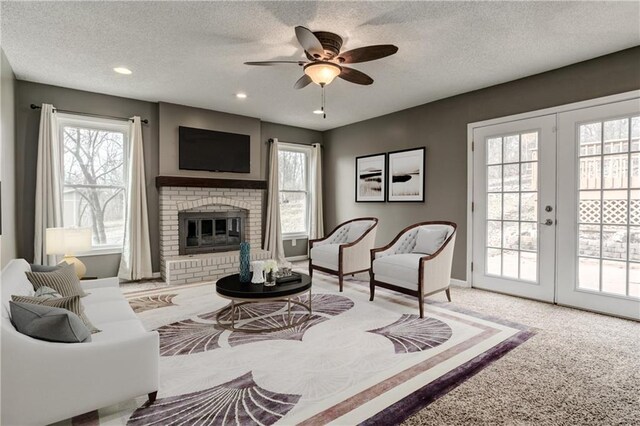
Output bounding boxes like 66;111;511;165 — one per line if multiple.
319;83;326;119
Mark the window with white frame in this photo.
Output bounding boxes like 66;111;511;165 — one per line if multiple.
59;115;129;251
278;143;311;238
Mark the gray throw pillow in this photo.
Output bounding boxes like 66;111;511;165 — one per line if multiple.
12;295;100;334
25;262;88;298
29;263;62;273
34;286;62;301
9;301;91;343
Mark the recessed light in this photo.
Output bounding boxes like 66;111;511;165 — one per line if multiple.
313;109;324;115
113;67;132;75
236;93;247;99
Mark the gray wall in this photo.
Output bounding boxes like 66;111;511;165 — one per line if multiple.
14;81;160;276
1;49;17;268
323;47;640;281
159;102;263;179
260;121;323;258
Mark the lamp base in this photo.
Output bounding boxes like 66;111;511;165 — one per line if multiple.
60;256;87;279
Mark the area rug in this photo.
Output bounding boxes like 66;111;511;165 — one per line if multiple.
73;273;534;425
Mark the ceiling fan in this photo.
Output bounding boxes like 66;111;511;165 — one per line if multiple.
244;26;398;89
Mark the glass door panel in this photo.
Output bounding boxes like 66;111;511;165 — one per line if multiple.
473;114;556;302
557;98;640;320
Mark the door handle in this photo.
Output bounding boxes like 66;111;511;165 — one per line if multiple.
540;219;554;226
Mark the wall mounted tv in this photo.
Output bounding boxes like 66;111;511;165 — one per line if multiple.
179;126;250;173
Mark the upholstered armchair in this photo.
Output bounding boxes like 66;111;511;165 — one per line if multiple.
309;217;379;291
370;221;457;317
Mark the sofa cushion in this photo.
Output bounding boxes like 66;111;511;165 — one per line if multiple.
1;259;35;318
373;253;424;290
84;300;139;325
10;301;91;343
25;263;88;298
90;319;147;343
413;227;448;255
81;287;125;305
12;295;100;334
310;244;340;270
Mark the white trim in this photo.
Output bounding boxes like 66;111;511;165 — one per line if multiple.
286;255;309;262
450;278;468;288
466;89;640;294
283;233;309;241
76;247;122;257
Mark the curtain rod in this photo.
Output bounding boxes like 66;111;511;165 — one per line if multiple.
268;138;322;147
30;104;149;124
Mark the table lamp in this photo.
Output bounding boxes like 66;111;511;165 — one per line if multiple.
46;227;92;278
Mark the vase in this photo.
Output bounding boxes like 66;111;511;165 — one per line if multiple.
265;271;276;287
239;242;251;282
251;261;265;284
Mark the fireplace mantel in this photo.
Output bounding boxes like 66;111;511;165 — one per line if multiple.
156;176;267;190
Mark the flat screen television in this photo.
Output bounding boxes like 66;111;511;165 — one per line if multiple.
179;126;250;173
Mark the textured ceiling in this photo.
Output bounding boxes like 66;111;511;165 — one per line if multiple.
2;1;639;131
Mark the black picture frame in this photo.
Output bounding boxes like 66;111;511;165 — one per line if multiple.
355;153;387;202
387;147;426;202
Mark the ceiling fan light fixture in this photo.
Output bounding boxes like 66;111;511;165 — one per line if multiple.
304;62;341;86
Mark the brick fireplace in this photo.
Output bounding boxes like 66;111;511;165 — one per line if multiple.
158;177;270;285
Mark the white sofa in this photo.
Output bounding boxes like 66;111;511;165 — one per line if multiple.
370;221;457;317
1;259;159;426
309;217;378;291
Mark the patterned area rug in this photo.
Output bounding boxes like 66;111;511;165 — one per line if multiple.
68;273;533;425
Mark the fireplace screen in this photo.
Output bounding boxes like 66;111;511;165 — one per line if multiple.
179;211;246;255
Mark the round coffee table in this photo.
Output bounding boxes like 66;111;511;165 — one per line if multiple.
215;273;312;333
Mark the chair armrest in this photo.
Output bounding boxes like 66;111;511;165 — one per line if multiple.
419;233;457;293
81;277;119;290
340;225;378;273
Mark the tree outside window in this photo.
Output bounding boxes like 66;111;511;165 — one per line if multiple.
61;117;128;249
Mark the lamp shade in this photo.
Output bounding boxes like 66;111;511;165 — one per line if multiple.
304;62;341;85
46;227;92;255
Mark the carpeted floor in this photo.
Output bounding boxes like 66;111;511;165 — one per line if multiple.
401;286;640;426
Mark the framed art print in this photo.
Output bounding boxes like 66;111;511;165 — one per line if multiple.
355;153;386;202
387;147;425;202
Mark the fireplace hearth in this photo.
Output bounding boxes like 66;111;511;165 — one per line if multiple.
178;211;247;255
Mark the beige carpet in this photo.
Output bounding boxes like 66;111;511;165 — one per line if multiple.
402;286;640;425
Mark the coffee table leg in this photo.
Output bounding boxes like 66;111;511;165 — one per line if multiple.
231;300;235;329
287;298;292;325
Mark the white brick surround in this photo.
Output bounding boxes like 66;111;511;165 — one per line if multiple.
159;186;270;285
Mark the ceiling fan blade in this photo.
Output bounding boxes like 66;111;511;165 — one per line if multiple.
338;67;374;85
295;26;324;58
294;74;312;89
338;45;398;63
244;61;305;66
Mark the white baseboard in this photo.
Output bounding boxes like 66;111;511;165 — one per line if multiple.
450;278;469;288
286;255;309;262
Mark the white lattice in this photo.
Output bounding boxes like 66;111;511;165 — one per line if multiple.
603;199;627;225
631;199;640;225
579;200;600;223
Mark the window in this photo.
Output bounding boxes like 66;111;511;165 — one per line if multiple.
278;144;311;238
59;115;129;251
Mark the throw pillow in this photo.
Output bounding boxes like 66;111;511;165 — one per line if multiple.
34;286;62;301
10;301;91;343
412;228;448;255
346;222;370;243
25;263;88;298
12;295;100;334
29;263;63;273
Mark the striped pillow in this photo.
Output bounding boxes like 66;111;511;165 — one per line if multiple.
25;263;88;298
11;295;100;334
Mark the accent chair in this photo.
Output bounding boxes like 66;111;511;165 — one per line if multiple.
309;217;379;291
369;221;457;317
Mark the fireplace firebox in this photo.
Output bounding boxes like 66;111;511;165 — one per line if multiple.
178;211;247;255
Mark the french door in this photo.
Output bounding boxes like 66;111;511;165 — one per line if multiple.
556;99;640;319
472;115;557;302
471;96;640;320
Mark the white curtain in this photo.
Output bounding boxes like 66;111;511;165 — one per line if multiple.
264;138;288;265
118;117;153;280
34;104;63;266
310;143;324;240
